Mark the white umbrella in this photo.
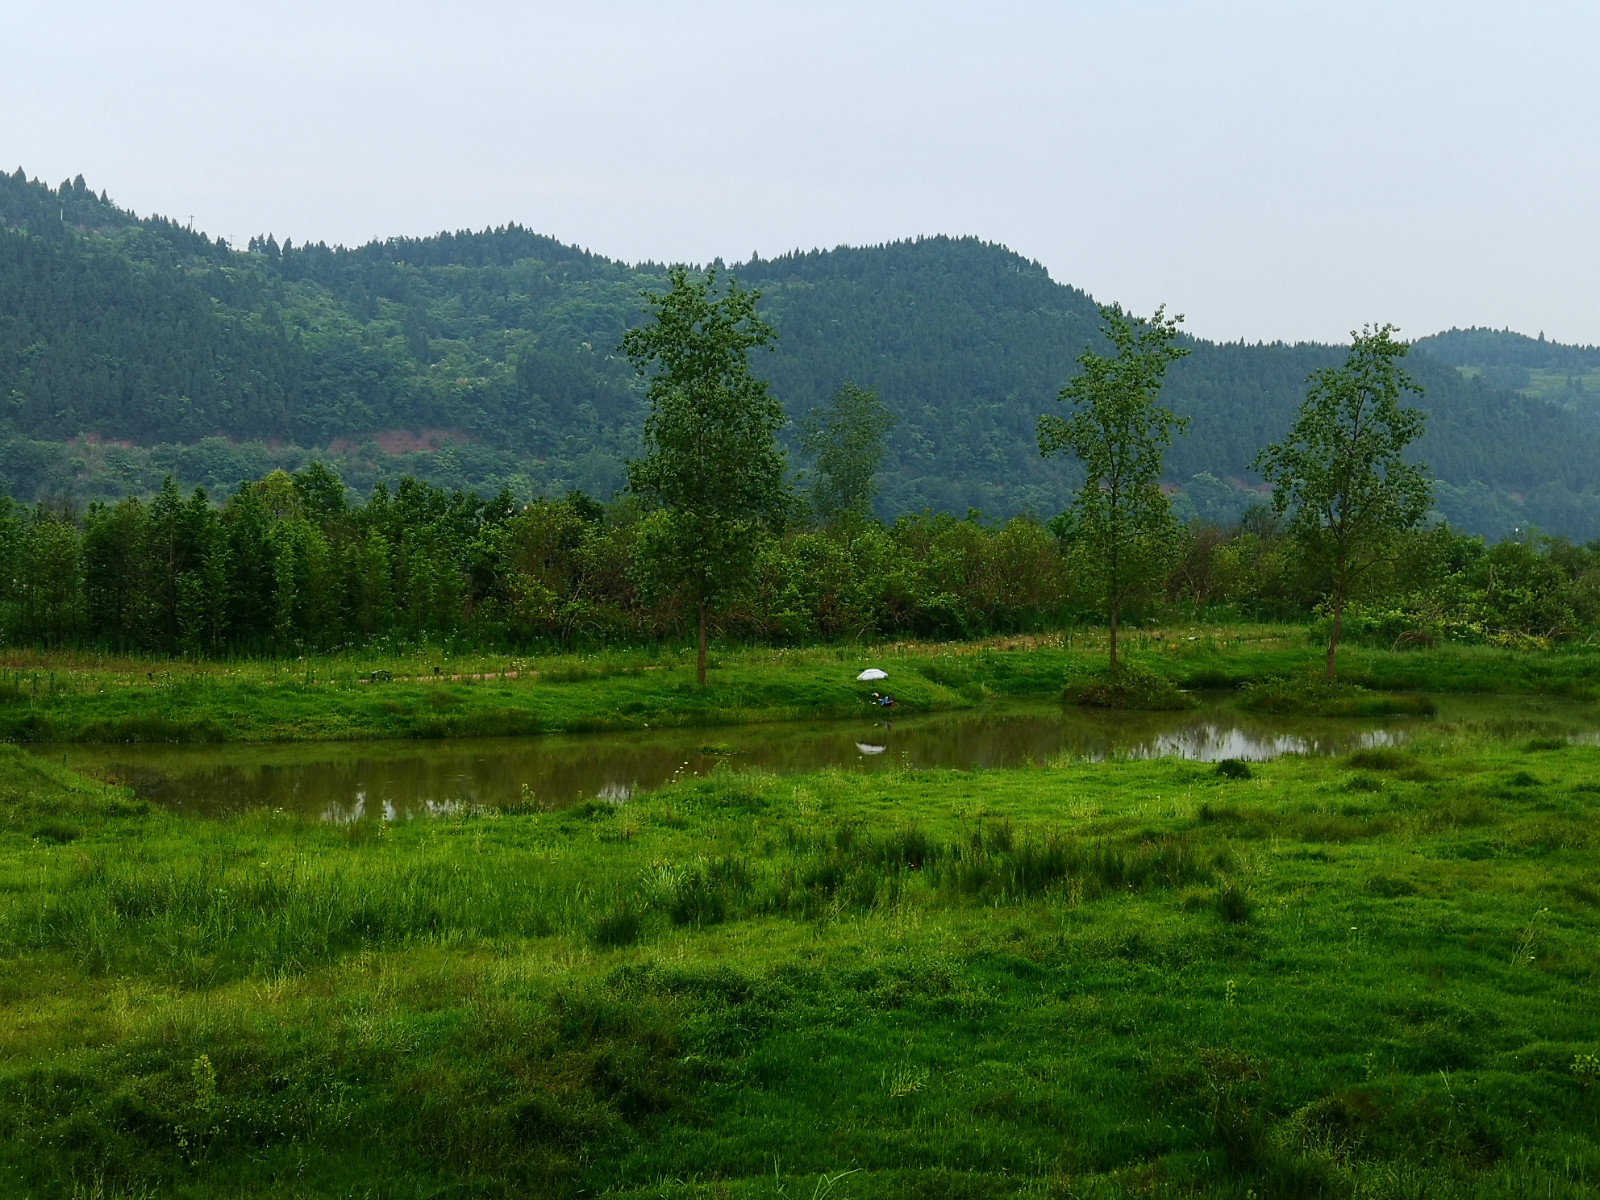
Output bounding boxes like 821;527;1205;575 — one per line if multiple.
856;668;888;681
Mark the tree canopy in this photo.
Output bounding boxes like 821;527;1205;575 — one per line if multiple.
799;381;895;527
1254;325;1432;679
1038;304;1189;668
620;268;786;684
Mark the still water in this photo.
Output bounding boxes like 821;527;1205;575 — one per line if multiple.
47;693;1591;823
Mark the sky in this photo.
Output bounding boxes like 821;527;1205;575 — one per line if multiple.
3;1;1597;345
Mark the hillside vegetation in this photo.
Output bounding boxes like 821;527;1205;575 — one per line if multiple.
1414;327;1600;461
4;170;1600;537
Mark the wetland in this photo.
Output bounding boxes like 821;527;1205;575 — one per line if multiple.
47;691;1600;820
4;638;1600;1198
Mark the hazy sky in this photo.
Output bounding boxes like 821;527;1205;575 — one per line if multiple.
4;1;1596;344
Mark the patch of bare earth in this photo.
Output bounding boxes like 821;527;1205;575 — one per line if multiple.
329;428;470;455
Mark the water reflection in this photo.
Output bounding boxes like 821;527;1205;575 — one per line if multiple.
39;694;1508;822
1140;723;1402;762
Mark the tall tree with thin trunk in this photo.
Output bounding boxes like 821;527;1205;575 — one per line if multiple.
621;266;787;685
800;381;896;527
1038;303;1190;668
1254;325;1431;681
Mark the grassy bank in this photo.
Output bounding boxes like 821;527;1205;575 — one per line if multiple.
3;715;1600;1196
0;626;1597;743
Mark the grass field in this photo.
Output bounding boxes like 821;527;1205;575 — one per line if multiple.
0;626;1596;743
3;699;1600;1197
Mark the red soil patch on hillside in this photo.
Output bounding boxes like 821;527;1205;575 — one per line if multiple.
329;429;470;455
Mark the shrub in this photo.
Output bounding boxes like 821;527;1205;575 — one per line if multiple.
1063;662;1195;711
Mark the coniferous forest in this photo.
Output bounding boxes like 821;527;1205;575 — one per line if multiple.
5;168;1600;541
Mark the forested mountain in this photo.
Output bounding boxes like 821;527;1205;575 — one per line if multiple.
4;168;1600;539
1415;327;1600;372
1411;327;1600;440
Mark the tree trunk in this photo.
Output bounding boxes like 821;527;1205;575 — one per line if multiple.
1108;597;1119;670
1326;581;1343;682
697;600;707;687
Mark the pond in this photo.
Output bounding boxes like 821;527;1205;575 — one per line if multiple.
45;693;1597;822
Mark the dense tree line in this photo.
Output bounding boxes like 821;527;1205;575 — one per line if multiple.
6;169;1600;538
0;467;1068;654
1415;327;1600;372
0;463;1595;657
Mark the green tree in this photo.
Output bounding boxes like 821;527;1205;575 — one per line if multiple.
354;526;395;639
1254;324;1431;680
1037;303;1190;667
293;460;348;519
799;381;896;527
18;506;80;648
82;498;146;648
621;267;787;685
498;496;613;648
221;483;277;650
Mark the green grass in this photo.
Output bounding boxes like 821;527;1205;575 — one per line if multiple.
1237;675;1440;718
1523;366;1600;409
3;711;1600;1196
0;625;1597;743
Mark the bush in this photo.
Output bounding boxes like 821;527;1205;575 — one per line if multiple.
1062;662;1196;711
1215;759;1253;780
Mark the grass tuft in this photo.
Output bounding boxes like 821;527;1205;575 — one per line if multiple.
1522;736;1568;752
590;903;644;948
1345;747;1409;771
1214;877;1255;923
1215;758;1254;780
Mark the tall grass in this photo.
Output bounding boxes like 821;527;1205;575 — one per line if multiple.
2;722;1600;1196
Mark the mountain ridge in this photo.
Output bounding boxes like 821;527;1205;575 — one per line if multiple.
3;167;1599;539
